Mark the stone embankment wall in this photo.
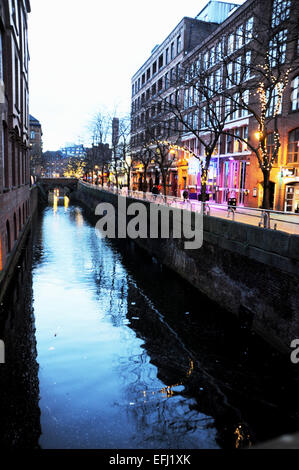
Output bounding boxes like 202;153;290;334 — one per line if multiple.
72;184;299;353
0;186;39;302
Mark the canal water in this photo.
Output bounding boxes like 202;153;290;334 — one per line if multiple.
1;195;299;449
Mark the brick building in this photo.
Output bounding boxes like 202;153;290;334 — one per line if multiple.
180;0;299;210
0;0;31;271
130;0;299;211
130;6;238;192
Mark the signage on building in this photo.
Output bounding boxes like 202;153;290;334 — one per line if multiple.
281;168;297;178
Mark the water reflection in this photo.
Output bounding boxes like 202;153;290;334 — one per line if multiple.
0;227;41;448
1;199;299;449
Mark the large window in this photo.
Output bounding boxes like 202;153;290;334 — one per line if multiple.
269;29;288;67
177;35;182;54
288;128;299;163
245;17;254;43
272;0;291;27
266;85;283;116
291;76;299;111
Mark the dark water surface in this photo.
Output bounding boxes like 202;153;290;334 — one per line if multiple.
1;199;299;449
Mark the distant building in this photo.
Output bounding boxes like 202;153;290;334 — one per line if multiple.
60;144;86;158
0;0;31;272
29;114;43;177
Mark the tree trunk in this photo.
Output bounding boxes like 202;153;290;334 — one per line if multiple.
200;168;208;202
262;169;271;210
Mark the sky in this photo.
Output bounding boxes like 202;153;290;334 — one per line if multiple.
28;0;244;151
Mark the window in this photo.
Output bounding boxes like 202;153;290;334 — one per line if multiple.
236;25;244;49
158;54;163;69
146;68;151;81
272;0;291;28
227;33;235;55
177;35;182;54
142;73;145;85
266;85;282;116
269;29;288;67
244;51;252;80
288;128;299;163
170;68;175;84
245;17;254;43
15;55;19;109
226;62;233;88
201;106;207;128
234;59;241;84
240;89;249;116
231;92;240;120
171;42;174;60
152;62;157;75
226;134;233;153
291;76;299;111
165;48;169;65
30;130;35;139
225;97;232;120
194;110;199;130
158;78;163;91
216;42;222;61
184;88;189;109
188;86;193;108
203;51;209;69
165;72;169;89
210;47;215;67
215;68;222;91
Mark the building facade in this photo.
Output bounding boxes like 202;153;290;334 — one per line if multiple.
0;0;31;271
130;0;299;211
130;12;225;193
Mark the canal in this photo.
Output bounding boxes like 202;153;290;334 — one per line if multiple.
1;195;299;449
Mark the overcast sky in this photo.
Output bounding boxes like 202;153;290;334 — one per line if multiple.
28;0;244;151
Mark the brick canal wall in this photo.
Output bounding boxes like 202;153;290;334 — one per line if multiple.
72;184;299;353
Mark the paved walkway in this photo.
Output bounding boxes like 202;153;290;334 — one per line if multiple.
80;182;299;236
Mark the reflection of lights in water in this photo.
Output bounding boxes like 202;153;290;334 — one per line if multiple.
234;424;252;449
140;358;195;400
53;195;58;214
75;209;84;227
186;360;194;377
64;196;69;211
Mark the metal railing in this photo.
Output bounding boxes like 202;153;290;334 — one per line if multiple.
79;181;299;235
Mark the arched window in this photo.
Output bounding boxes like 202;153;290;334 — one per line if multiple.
13;213;17;241
288;128;299;163
6;221;11;253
